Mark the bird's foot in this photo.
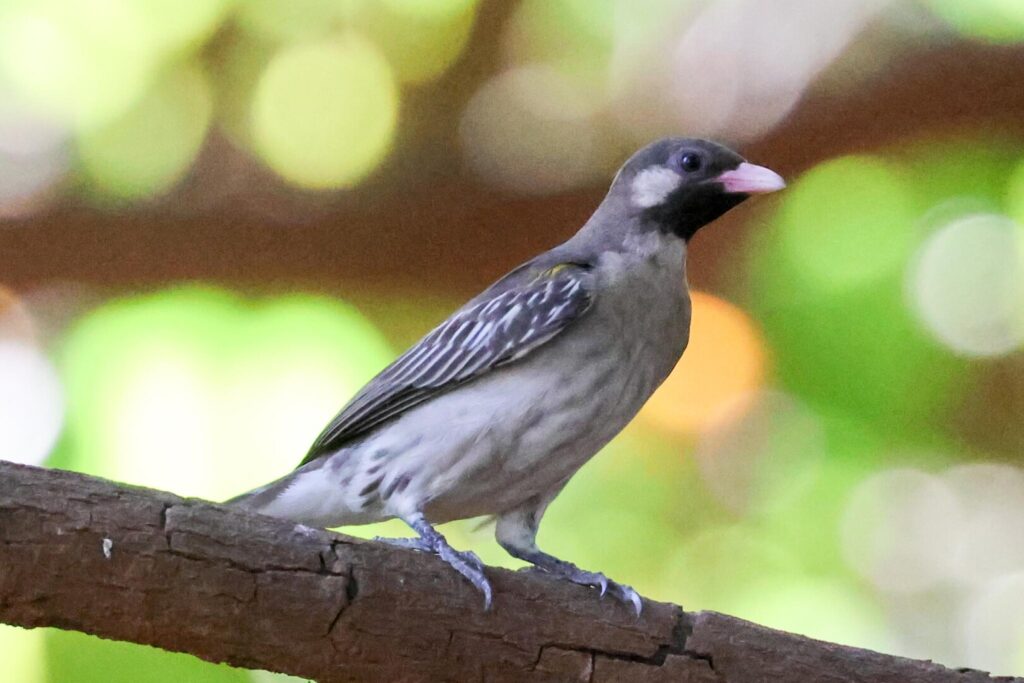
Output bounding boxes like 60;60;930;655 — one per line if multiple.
523;563;643;616
385;515;493;610
435;543;492;610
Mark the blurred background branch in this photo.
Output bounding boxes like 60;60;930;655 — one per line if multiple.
2;0;1024;680
2;461;1019;683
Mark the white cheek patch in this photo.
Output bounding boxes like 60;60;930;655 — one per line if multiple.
630;167;682;208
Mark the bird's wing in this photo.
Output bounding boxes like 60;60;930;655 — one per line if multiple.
298;262;595;466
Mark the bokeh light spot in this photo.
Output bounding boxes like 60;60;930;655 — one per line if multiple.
0;0;160;130
778;155;917;293
0;341;64;466
964;572;1024;675
0;99;68;216
841;468;962;593
909;213;1024;357
642;291;766;435
943;464;1024;584
57;287;393;500
77;62;212;200
216;296;394;494
693;391;824;516
358;0;480;84
459;65;611;195
668;0;880;143
745;150;970;428
252;37;398;189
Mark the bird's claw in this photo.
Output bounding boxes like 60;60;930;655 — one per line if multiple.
437;545;492;610
524;565;642;616
375;535;492;610
584;574;642;616
612;582;643;618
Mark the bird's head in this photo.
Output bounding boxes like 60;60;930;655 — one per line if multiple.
615;137;785;241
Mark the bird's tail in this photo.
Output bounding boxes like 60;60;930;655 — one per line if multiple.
223;474;292;512
223;463;351;529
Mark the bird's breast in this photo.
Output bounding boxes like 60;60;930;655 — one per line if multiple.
478;237;692;498
593;233;691;372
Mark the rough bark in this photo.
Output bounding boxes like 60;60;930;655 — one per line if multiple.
0;461;1018;683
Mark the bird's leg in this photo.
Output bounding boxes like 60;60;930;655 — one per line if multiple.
375;512;493;609
496;505;643;616
372;535;432;551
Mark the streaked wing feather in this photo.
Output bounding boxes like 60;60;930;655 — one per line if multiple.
299;265;593;465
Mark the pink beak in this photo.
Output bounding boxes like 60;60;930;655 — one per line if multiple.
716;162;786;194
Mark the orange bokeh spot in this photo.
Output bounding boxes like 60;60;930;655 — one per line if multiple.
641;291;767;435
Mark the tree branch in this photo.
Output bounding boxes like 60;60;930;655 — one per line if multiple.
0;461;1018;682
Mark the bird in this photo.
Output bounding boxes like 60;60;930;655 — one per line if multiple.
228;137;784;614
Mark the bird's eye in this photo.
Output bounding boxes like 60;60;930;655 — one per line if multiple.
678;153;703;173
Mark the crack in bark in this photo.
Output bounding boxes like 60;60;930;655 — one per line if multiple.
326;565;358;637
676;608;716;670
527;610;717;682
344;565;359;604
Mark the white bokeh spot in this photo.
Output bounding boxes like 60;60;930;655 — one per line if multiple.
909;213;1024;357
0;341;64;465
841;467;963;594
